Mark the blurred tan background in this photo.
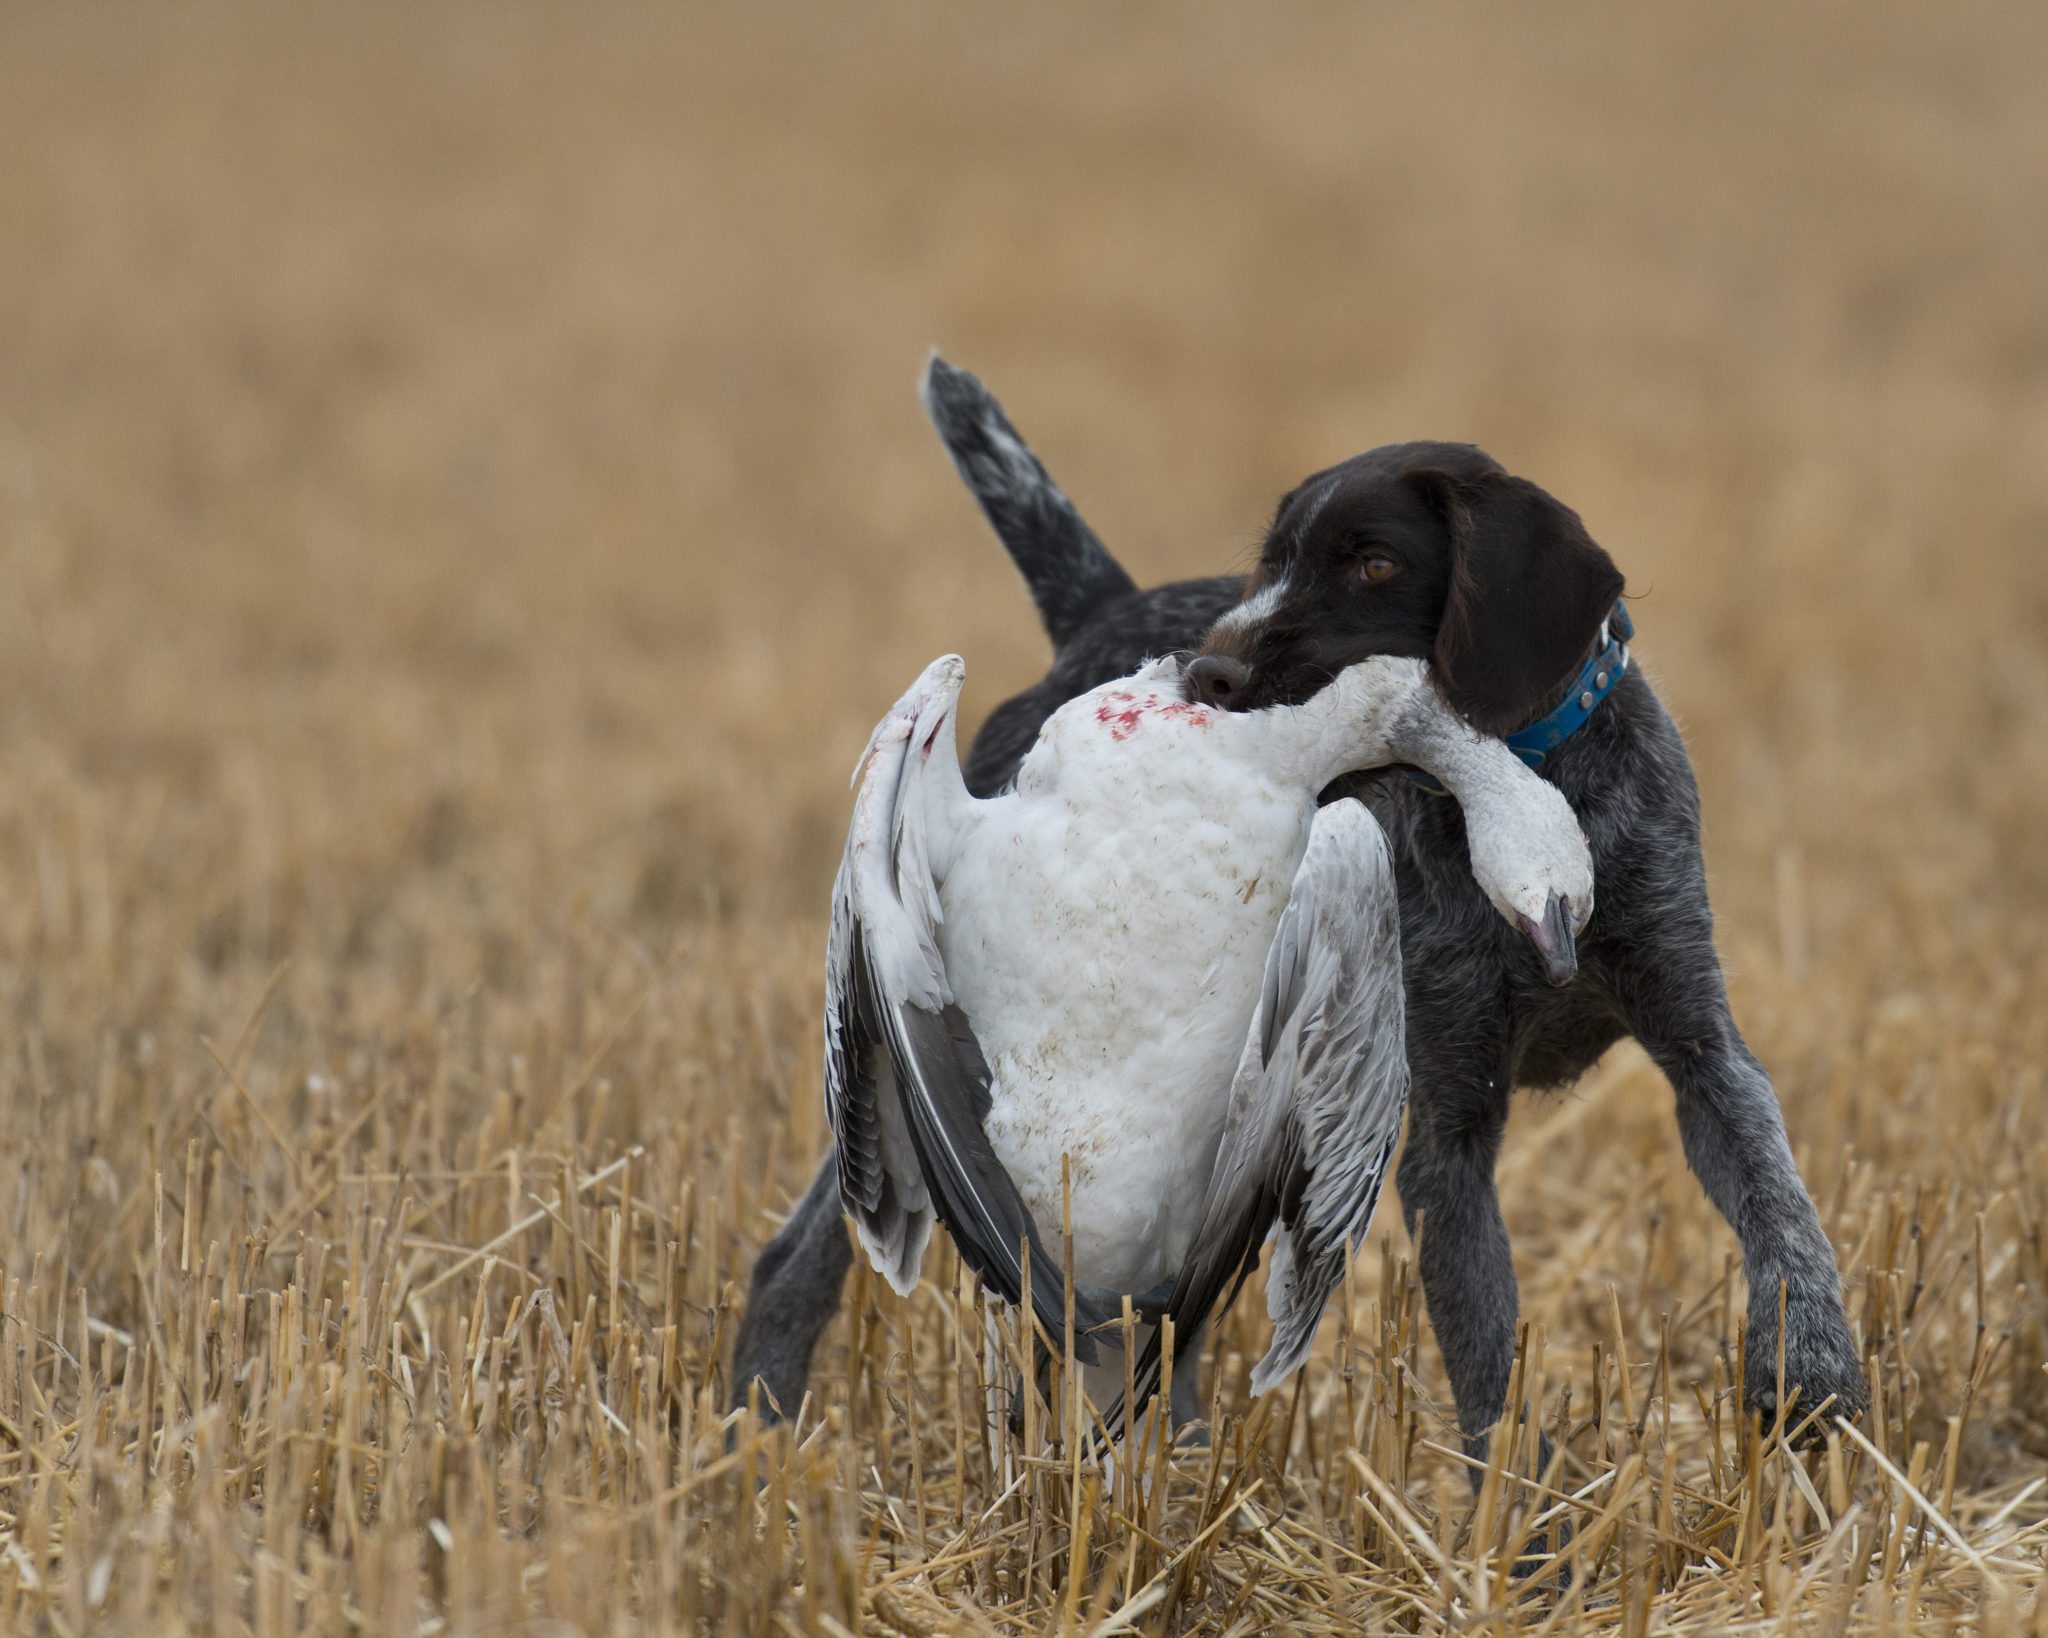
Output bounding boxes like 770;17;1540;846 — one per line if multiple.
7;4;2047;934
5;3;2045;945
0;5;2045;1622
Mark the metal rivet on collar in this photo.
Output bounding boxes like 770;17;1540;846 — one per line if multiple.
1579;691;1595;709
1596;670;1609;688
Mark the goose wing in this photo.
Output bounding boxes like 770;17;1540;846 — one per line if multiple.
1121;798;1409;1427
827;655;1109;1360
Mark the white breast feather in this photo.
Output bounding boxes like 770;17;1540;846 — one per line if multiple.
937;668;1332;1290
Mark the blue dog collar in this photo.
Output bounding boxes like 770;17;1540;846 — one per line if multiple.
1408;600;1633;793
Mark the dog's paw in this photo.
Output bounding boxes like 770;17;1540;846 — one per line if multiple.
1743;1291;1867;1441
1511;1513;1575;1586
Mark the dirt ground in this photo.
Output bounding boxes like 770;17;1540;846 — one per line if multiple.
0;3;2044;1630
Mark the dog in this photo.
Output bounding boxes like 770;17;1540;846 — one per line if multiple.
730;359;1866;1468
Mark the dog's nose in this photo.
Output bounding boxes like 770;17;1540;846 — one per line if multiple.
1185;655;1251;709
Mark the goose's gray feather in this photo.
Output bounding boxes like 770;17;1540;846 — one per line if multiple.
1116;798;1410;1429
825;660;1108;1361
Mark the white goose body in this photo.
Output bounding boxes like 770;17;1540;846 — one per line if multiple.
827;650;1592;1414
939;663;1348;1292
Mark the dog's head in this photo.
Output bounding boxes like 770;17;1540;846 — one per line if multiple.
1188;443;1624;736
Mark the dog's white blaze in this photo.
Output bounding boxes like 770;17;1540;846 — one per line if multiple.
1208;574;1289;639
1294;473;1341;534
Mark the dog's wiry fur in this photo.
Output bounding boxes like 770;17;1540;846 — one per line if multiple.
731;360;1865;1465
919;355;1139;649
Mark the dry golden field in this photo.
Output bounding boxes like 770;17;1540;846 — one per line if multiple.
1;3;2046;1632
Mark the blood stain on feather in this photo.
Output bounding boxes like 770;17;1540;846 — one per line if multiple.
1094;691;1213;742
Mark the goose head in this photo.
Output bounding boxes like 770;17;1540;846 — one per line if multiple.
1460;774;1594;986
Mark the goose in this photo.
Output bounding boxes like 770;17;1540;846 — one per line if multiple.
828;649;1592;1427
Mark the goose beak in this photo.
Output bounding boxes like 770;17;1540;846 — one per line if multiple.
1517;893;1579;987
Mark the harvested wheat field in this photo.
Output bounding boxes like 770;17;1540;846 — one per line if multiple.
1;3;2045;1632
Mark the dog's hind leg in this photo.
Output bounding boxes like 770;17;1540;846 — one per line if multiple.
1167;1322;1209;1443
729;1151;854;1422
1394;1059;1534;1485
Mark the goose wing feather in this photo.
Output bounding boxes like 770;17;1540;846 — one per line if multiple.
1117;798;1409;1429
826;656;1108;1361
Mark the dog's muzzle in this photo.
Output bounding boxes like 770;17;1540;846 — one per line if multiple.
1184;654;1250;709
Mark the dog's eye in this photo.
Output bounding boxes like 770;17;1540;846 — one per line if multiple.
1357;554;1399;585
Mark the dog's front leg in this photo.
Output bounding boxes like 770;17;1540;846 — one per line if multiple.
1613;935;1867;1435
1649;1017;1866;1433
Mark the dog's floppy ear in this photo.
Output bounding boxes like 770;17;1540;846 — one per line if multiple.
1413;470;1625;735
